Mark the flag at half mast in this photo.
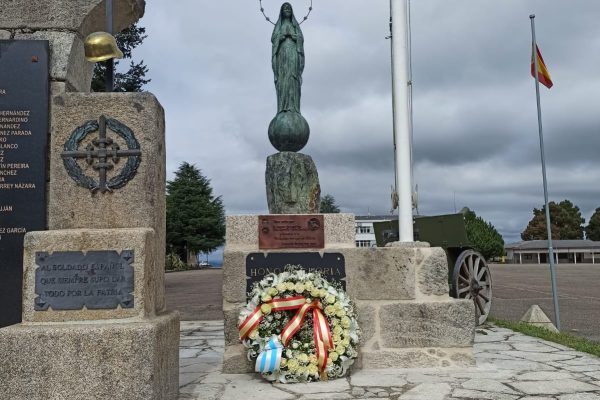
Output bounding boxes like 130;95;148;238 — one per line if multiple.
531;45;553;88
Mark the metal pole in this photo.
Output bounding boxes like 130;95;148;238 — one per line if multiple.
530;14;560;330
105;0;114;92
390;0;413;242
406;0;415;207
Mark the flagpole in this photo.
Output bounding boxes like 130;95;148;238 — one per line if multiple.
530;14;561;331
390;0;414;242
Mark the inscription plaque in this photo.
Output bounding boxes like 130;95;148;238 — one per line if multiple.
0;40;49;327
246;252;345;294
258;215;324;249
34;250;135;311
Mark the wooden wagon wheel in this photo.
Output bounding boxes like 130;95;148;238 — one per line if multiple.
451;250;492;325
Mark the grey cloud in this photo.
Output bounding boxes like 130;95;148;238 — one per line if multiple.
132;0;600;243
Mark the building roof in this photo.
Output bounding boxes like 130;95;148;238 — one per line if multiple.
505;240;600;250
355;215;398;221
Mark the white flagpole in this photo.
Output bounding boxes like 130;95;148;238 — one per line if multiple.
391;0;413;242
530;14;561;330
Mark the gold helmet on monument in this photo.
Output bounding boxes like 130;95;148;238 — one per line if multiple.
84;32;124;62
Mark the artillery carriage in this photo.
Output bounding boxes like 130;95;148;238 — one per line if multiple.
373;212;492;325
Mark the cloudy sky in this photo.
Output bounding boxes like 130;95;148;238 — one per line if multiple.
132;0;600;244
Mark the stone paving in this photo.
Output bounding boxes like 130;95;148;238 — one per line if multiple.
178;321;600;400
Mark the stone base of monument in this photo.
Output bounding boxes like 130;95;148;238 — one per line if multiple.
0;314;179;400
0;228;180;400
265;152;321;214
222;214;475;373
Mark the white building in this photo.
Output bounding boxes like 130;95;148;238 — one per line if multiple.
354;215;398;247
505;240;600;264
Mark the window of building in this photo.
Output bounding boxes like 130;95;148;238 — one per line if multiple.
356;240;372;248
355;225;372;234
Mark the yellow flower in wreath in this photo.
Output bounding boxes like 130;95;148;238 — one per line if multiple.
261;303;273;315
341;316;350;328
324;305;336;316
298;353;309;364
325;294;336;304
287;358;299;371
328;352;339;362
276;283;287;292
285;281;295;291
297;366;308;375
261;294;272;302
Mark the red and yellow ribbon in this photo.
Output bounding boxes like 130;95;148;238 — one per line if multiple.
239;295;334;373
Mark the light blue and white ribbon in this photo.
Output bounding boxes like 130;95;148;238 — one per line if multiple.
255;335;283;373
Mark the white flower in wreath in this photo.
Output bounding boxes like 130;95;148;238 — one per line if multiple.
239;268;361;383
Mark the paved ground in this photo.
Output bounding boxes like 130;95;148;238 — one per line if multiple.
177;321;600;400
169;266;600;398
489;263;600;342
165;269;223;320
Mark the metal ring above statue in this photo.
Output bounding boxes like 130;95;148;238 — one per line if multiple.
259;0;313;25
265;2;312;152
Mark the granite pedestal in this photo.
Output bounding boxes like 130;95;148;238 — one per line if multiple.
222;214;475;373
0;93;178;399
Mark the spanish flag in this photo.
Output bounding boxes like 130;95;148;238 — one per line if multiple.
531;45;553;89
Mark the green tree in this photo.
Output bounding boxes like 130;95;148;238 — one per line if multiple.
464;208;505;260
319;194;340;213
585;208;600;241
521;200;585;240
166;162;225;265
91;23;150;92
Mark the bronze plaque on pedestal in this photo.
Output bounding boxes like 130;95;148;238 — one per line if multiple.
258;215;324;249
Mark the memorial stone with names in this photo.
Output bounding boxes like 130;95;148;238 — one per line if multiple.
0;2;179;399
0;40;49;327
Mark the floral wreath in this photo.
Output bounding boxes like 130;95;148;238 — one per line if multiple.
239;267;360;383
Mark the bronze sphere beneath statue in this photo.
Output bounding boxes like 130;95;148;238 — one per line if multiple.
268;111;310;152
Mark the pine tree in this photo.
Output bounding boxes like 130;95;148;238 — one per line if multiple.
166;163;225;264
585;208;600;241
464;209;505;260
521;200;584;240
91;23;150;92
319;194;340;213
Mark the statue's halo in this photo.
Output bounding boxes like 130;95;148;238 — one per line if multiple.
258;0;313;25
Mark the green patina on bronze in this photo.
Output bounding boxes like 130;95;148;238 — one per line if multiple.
265;3;320;214
266;152;320;214
268;2;310;153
